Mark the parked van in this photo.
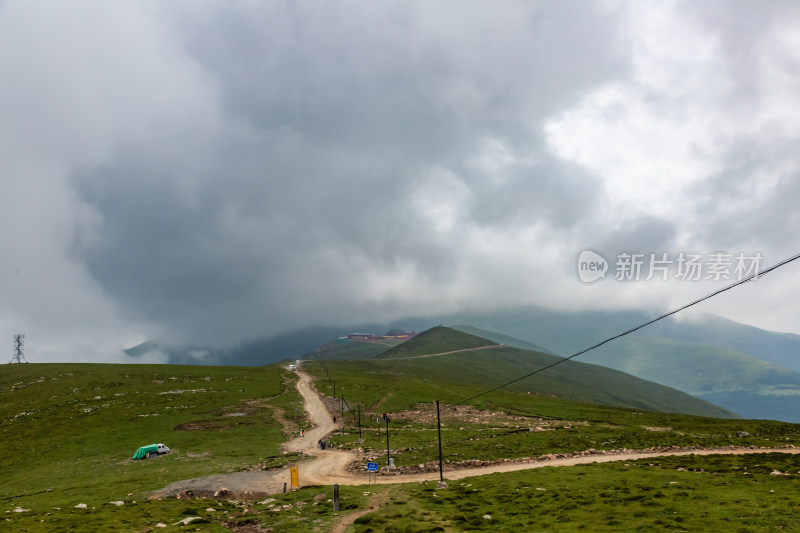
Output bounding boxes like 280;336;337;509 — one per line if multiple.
289;364;296;371
132;443;170;460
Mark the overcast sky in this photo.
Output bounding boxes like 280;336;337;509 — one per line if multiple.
2;0;800;363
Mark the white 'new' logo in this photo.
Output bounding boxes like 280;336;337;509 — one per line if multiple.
577;250;608;283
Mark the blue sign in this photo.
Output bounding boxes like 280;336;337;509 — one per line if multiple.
367;462;378;472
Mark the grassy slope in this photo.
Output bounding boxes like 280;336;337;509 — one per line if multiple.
331;326;733;418
4;359;800;532
309;358;795;468
346;454;800;532
0;363;301;511
452;324;555;353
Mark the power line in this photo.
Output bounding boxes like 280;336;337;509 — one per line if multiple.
457;251;800;405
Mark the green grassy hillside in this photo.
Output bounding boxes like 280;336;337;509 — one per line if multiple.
4;359;800;532
345;454;800;531
452;324;555;353
306;358;798;472
375;326;498;359
0;363;301;511
324;326;734;418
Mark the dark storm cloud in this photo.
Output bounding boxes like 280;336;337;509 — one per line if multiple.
70;1;629;346
5;1;800;361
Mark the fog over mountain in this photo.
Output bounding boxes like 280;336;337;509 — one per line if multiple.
2;1;800;362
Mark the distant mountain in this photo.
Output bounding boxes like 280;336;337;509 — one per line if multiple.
124;322;437;366
333;326;736;419
576;336;800;421
642;314;800;374
304;337;401;360
426;307;800;422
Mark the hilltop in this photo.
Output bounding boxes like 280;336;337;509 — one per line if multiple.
375;326;498;359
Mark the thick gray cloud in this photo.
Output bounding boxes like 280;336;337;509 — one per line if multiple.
2;1;800;361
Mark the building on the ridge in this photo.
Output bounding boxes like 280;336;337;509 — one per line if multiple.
347;333;377;341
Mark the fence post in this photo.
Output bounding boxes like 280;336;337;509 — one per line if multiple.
437;400;444;484
333;484;340;512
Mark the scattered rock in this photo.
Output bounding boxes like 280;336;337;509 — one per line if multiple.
214;488;230;498
206;508;216;512
737;431;752;437
155;523;167;528
259;498;276;505
13;507;29;513
771;470;783;476
109;501;124;506
483;514;492;520
74;503;87;509
173;516;203;526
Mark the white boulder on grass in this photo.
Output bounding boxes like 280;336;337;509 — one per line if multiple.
173;516;203;526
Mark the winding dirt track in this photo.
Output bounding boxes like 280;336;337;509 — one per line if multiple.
155;368;800;498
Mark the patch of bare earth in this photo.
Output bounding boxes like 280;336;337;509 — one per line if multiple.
392;402;562;428
175;398;275;431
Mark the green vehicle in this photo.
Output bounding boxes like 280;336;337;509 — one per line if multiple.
131;443;170;460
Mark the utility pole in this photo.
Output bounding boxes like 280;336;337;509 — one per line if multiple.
436;400;443;483
9;334;26;364
357;404;362;441
384;414;391;468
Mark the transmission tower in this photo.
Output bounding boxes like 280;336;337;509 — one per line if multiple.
10;334;27;364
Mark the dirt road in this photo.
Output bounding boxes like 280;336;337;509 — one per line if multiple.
283;370;358;485
155;368;800;498
388;344;502;360
155;369;357;498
